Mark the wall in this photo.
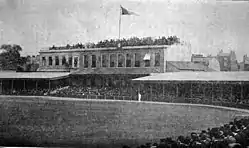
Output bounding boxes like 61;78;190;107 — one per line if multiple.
207;58;220;71
164;44;192;62
165;62;180;72
38;51;73;72
39;46;166;74
39;44;193;74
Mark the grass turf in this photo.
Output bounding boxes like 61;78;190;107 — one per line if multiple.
0;96;248;148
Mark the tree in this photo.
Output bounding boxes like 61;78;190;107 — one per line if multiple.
0;44;23;70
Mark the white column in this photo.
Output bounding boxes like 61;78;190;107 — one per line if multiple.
46;56;49;66
59;56;63;66
40;56;43;66
72;56;75;68
52;56;55;66
66;55;69;63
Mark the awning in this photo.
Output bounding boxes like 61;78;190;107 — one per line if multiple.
132;71;249;82
0;72;70;80
143;53;151;60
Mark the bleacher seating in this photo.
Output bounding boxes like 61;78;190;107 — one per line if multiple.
122;116;249;148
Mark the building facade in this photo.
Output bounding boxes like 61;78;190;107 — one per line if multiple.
191;54;209;65
166;61;214;72
240;54;249;71
191;54;220;71
216;50;238;71
38;45;167;73
38;44;191;87
38;45;192;73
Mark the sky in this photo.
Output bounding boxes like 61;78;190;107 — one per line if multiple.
0;0;249;61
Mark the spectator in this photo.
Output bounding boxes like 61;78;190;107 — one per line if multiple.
124;117;249;148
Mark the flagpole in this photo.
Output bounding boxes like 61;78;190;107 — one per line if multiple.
118;5;121;40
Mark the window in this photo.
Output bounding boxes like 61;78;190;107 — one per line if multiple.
155;53;160;66
145;60;150;67
92;55;96;68
144;53;151;67
84;55;88;68
42;57;46;66
126;54;132;67
135;53;141;67
69;57;72;67
73;56;79;68
110;54;117;67
55;56;59;66
118;54;125;67
102;54;108;67
62;56;66;65
48;57;53;66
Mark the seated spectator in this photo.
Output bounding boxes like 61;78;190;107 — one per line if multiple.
151;143;158;148
125;117;249;148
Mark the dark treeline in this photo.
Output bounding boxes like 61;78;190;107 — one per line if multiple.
0;44;25;70
49;36;181;50
0;44;38;71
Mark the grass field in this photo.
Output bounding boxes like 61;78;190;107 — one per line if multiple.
0;96;249;148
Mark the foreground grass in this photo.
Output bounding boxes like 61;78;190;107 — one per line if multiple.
0;96;248;148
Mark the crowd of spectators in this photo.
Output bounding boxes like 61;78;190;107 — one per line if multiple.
2;86;249;107
49;86;132;99
2;86;133;99
48;36;181;50
3;88;50;96
122;116;249;148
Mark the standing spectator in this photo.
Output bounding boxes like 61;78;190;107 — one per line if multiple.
138;91;141;102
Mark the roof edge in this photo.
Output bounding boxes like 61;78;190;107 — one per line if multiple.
39;45;170;53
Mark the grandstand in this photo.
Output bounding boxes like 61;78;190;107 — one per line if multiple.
1;44;249;108
38;44;192;88
0;71;69;94
132;71;249;108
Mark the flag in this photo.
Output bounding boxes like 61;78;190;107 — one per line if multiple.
120;6;138;15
